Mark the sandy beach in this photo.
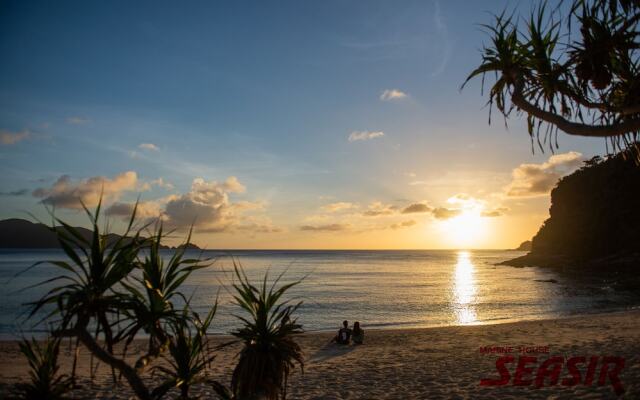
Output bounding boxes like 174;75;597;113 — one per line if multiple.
1;310;638;399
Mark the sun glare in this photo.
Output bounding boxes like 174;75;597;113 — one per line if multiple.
452;251;477;324
441;209;487;249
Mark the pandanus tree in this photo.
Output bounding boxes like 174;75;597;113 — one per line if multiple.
24;201;218;400
152;306;217;399
463;0;640;160
14;337;73;400
21;201;305;399
213;264;304;400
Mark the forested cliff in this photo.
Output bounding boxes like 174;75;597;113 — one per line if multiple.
530;152;640;261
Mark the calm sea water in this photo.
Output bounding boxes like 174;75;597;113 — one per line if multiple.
1;249;638;338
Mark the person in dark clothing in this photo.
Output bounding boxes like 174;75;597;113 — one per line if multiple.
332;320;352;344
352;321;364;344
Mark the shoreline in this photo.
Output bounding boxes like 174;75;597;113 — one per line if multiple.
3;305;639;341
2;309;639;399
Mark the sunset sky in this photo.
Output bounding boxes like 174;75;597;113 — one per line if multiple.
0;0;608;249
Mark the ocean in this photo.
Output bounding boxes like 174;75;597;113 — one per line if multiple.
1;249;638;338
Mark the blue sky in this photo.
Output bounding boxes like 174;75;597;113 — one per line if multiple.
0;1;607;248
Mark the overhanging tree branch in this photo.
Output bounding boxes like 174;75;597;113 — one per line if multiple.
512;80;640;137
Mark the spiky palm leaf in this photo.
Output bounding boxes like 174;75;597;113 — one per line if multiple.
15;337;73;400
464;0;640;159
27;199;143;344
227;263;304;400
152;306;217;400
118;224;211;369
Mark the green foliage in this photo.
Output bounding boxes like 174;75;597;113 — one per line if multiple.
23;201;306;400
28;199;143;352
119;224;211;369
23;201;218;400
463;0;640;157
15;337;73;400
152;306;217;399
226;264;304;400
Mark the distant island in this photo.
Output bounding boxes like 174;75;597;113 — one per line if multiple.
514;240;532;251
0;218;200;250
503;150;640;270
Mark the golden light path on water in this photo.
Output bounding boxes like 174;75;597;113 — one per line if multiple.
453;251;477;325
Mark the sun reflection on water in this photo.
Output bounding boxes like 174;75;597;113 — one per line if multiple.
453;251;477;324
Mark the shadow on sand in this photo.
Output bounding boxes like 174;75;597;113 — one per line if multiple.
309;342;357;363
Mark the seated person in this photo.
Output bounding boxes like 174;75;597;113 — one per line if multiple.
352;321;364;344
332;320;352;344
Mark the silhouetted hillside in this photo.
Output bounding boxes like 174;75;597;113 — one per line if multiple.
531;153;640;260
504;151;640;268
515;240;532;251
0;219;200;250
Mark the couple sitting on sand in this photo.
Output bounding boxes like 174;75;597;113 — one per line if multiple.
332;320;364;345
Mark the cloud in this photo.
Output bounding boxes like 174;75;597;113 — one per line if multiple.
432;207;462;220
380;89;407;101
431;0;451;77
321;202;357;212
0;129;30;145
401;203;432;214
66;117;90;125
299;223;350;232
390;220;416;229
161;176;246;230
139;143;159;151
233;221;283;234
362;201;398;217
446;193;486;209
106;201;163;220
447;193;472;204
409;180;429;186
505;152;583;197
481;207;509;218
32;171;139;209
137;177;174;191
348;130;384;142
0;189;29;196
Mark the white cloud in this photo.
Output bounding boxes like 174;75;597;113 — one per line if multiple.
137;177;174;191
321;202;357;212
139;143;159;151
380;89;407;101
32;171;139;209
432;207;462;220
431;0;451;77
106;201;163;220
0;129;30;145
401;202;432;214
409;180;429;186
481;207;509;218
505;152;583;197
66;117;90;125
162;176;246;230
300;223;351;232
348;130;385;142
390;220;416;229
0;189;28;196
362;201;398;217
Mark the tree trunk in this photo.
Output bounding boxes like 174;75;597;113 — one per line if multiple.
74;328;152;400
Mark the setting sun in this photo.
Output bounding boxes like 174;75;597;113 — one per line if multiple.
440;209;488;249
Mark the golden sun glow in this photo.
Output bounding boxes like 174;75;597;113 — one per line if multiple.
440;209;488;249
